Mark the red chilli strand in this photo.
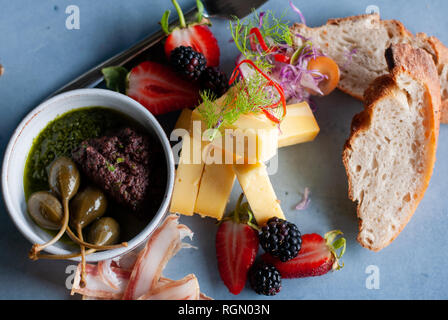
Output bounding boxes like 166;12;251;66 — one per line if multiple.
249;27;271;52
274;54;291;64
229;59;286;124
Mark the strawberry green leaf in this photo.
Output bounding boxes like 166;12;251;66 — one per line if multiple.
102;66;128;94
220;193;259;231
332;237;346;258
160;10;171;34
324;229;343;245
324;230;346;270
239;202;260;231
196;0;204;23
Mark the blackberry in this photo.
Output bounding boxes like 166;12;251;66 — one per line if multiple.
249;262;282;296
259;217;302;262
170;46;206;81
200;67;229;97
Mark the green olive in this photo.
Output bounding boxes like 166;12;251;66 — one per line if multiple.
27;191;63;230
87;217;120;246
48;157;80;201
70;186;107;229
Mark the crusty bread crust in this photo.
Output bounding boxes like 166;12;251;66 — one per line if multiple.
324;13;380;25
385;43;441;133
291;14;448;123
291;14;413;102
323;13;413;38
343;44;441;251
421;35;448;123
441;101;448;123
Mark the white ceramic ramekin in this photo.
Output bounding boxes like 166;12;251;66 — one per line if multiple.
2;88;174;261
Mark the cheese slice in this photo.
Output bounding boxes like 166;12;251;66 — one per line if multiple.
170;134;208;216
233;162;285;225
278;102;320;147
175;108;193;131
187;101;319;152
190;92;279;164
194;148;236;220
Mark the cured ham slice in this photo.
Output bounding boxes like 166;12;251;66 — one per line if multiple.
71;264;131;299
122;214;193;300
72;214;211;300
199;293;214;300
138;274;199;300
77;269;212;300
112;251;139;271
98;259;121;290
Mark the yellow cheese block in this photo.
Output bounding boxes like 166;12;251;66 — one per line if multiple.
170;134;208;216
186;100;319;152
233;162;285;226
175;108;193;131
194;148;236;220
173;100;318;220
278;102;320;148
190;92;279;164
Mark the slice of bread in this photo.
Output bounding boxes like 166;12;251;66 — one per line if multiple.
291;13;448;123
342;44;441;251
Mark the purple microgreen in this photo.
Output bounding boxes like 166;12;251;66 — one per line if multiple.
258;11;266;28
289;1;306;25
295;187;311;210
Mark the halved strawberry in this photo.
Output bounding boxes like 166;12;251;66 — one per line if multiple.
216;195;259;295
127;61;200;115
161;0;220;67
262;230;346;278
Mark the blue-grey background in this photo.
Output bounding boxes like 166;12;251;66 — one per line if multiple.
1;0;447;299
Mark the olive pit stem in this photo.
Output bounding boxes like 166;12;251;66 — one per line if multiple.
77;224;87;288
29;199;70;258
35;248;96;260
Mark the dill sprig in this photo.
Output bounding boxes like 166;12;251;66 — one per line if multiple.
257;10;293;46
197;10;290;141
230;10;293;71
198;72;282;136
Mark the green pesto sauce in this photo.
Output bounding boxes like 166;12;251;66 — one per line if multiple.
23;107;131;200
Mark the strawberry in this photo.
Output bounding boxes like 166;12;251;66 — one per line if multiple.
216;195;259;295
126;61;200;115
161;0;220;67
262;230;346;278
